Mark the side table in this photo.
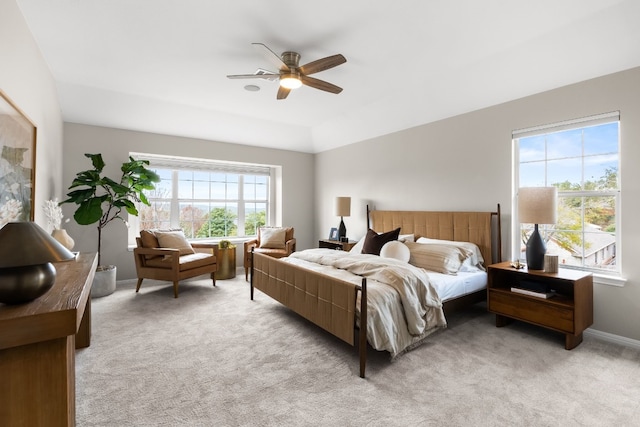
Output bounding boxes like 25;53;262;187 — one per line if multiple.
487;261;593;349
214;246;236;279
319;239;356;251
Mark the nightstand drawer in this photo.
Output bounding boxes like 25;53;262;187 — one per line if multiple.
488;290;574;333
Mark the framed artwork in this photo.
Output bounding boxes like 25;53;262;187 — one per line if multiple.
328;227;338;240
0;90;36;224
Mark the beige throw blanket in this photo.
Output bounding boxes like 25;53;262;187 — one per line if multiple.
285;249;447;358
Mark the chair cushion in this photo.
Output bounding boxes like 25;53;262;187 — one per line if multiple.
145;252;216;270
259;227;287;249
139;228;185;260
140;229;160;248
154;230;195;256
253;247;289;258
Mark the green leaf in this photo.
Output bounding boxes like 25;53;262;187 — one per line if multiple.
61;188;96;204
86;153;105;172
74;198;104;225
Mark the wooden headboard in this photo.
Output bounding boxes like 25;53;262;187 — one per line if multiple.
367;205;502;265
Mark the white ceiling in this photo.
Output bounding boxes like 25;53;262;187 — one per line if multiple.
16;0;640;153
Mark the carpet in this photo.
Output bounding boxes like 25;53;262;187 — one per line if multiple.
76;275;640;426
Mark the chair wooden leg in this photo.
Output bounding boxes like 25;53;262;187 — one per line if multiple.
211;273;216;287
173;281;179;298
136;278;143;293
245;265;249;281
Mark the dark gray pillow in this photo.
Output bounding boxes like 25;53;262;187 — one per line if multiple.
362;227;401;255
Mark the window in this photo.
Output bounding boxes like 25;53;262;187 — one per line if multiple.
513;112;620;274
129;153;276;241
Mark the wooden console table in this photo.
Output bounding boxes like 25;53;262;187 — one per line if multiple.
0;252;97;426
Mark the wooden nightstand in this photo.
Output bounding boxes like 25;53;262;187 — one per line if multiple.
319;239;356;251
487;261;593;350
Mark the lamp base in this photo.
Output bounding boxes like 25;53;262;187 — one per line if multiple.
338;217;347;240
0;263;57;304
525;224;547;270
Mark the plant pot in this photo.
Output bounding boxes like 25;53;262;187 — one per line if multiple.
92;265;116;298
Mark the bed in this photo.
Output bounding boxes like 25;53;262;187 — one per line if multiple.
250;205;502;377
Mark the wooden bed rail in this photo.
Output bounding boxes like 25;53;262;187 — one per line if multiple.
250;249;369;378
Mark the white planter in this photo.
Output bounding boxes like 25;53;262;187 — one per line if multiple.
92;265;117;298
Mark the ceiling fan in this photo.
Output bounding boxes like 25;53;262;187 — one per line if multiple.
227;43;346;100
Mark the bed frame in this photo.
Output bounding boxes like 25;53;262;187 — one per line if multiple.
250;205;501;378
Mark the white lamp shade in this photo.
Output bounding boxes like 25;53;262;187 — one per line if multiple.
335;197;351;217
518;187;557;224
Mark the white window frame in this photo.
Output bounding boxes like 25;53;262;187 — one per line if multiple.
512;111;623;283
127;153;280;245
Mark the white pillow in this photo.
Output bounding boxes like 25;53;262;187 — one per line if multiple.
349;237;365;254
259;227;286;249
154;230;195;256
380;241;410;263
405;242;466;274
398;233;415;243
415;237;485;271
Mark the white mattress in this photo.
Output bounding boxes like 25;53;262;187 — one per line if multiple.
426;270;487;302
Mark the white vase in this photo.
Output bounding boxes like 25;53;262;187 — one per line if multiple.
51;228;75;250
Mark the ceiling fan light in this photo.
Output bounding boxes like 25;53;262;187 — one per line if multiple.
280;75;302;89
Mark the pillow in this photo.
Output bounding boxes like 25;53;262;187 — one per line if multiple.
415;237;485;270
405;242;467;274
380;241;410;263
362;227;401;255
349;237;365;254
259;227;287;249
154;230;195;256
140;229;160;249
398;233;415;243
350;231;413;254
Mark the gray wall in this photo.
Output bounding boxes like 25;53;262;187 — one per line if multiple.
315;66;640;342
62;123;315;280
1;0;65;226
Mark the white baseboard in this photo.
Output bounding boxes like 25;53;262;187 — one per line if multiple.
584;328;640;351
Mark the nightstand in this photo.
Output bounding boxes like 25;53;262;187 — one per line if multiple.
487;261;593;350
318;239;356;251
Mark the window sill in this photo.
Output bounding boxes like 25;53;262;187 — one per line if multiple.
594;273;626;287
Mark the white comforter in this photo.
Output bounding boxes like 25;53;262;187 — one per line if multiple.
284;249;447;359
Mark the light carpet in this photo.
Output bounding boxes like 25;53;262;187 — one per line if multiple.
76;274;640;426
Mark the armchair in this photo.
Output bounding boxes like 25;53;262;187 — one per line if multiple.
133;229;218;298
244;227;296;280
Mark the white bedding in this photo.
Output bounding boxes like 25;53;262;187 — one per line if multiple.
428;270;487;303
284;249;456;359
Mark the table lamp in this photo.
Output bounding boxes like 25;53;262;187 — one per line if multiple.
0;222;75;304
518;187;557;270
335;196;351;241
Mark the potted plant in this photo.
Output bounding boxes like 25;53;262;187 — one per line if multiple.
61;153;159;297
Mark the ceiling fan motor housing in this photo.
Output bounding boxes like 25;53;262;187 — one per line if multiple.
281;51;301;68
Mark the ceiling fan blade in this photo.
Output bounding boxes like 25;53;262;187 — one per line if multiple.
252;43;289;71
277;86;291;100
227;73;279;81
299;54;346;75
300;75;343;94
